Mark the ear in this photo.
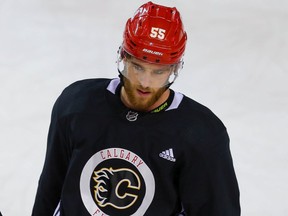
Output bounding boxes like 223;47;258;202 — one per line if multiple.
122;56;128;66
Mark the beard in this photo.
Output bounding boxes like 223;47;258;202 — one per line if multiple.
122;76;167;112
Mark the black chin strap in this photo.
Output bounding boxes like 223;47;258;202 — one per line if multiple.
118;70;124;86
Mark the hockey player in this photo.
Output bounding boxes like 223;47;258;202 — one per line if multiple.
32;1;240;215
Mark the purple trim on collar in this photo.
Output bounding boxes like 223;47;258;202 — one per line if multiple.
106;78;120;94
166;92;183;111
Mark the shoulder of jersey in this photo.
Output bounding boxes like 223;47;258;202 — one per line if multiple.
55;78;111;116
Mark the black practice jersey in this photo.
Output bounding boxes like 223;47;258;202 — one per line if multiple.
32;78;240;216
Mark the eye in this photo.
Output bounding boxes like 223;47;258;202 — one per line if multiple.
132;64;144;72
153;70;165;75
153;66;172;75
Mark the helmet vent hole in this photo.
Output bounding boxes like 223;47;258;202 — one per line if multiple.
130;39;137;47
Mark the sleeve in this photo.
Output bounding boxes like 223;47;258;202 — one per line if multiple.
32;96;71;215
179;129;241;216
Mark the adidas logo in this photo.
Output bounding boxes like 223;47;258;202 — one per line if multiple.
159;148;176;162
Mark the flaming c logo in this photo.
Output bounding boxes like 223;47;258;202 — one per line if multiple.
93;168;141;209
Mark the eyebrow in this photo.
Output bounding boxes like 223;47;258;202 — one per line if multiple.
130;61;143;68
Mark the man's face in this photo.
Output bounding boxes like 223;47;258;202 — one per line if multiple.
121;57;174;112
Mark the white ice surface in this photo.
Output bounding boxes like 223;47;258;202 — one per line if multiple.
0;0;288;215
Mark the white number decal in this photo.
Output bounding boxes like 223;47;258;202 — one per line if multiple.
150;27;166;39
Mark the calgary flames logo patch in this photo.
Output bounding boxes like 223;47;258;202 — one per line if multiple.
93;168;141;209
80;148;155;216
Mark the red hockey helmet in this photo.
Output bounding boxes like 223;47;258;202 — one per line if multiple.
122;1;187;65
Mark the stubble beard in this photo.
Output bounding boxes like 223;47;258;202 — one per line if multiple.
122;77;166;112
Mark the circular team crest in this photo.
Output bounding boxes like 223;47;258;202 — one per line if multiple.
80;148;155;215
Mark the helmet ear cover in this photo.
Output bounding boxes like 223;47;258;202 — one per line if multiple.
122;1;187;65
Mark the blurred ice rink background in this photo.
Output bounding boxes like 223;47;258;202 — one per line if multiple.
0;0;287;215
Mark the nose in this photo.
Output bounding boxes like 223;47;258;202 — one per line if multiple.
138;72;152;88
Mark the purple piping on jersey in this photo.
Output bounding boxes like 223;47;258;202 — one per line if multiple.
166;92;183;111
107;78;120;94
